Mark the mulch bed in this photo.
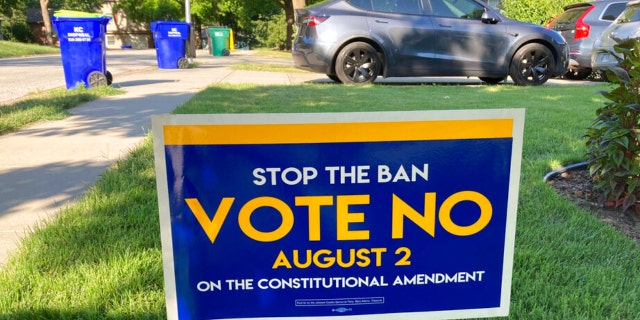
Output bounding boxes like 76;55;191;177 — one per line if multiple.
546;168;640;244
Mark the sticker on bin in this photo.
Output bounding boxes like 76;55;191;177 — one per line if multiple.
67;26;92;42
169;28;182;37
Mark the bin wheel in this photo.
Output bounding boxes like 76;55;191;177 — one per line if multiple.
105;71;113;85
177;58;189;69
222;49;231;56
87;71;107;88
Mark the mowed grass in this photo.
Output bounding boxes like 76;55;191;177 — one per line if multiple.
0;86;124;135
2;82;640;319
230;62;301;73
0;41;59;58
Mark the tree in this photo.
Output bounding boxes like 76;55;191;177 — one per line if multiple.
111;0;317;50
0;0;21;17
114;0;182;23
40;0;53;44
218;0;310;50
267;0;304;50
26;0;104;45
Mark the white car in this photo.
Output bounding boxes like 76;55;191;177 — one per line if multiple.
591;0;640;75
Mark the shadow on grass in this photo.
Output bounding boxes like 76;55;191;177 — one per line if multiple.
1;141;166;319
0;88;122;136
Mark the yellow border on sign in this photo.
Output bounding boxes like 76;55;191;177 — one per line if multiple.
163;119;513;145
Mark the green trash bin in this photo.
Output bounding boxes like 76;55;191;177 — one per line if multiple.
208;27;230;56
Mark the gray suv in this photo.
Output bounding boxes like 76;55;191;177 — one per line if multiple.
292;0;568;85
546;0;629;80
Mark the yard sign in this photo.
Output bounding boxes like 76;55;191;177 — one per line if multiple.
152;109;524;320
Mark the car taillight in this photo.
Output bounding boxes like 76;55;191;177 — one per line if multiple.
574;7;594;40
305;16;329;27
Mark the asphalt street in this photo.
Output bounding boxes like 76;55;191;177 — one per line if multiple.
0;48;318;105
0;49;159;104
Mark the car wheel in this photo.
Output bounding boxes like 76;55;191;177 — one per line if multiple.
479;77;505;84
509;43;554;86
563;68;591;80
335;42;380;84
327;74;342;83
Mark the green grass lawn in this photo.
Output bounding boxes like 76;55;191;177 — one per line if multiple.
0;86;124;135
230;62;301;73
250;49;292;60
0;41;59;58
1;82;640;319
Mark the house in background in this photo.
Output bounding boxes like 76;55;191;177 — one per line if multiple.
100;0;152;49
26;8;56;45
27;4;152;49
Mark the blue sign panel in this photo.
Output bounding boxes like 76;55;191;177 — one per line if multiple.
152;110;524;320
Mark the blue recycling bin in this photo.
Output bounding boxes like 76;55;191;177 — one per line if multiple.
151;21;191;69
52;11;111;89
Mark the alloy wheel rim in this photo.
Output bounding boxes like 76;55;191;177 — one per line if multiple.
344;50;375;82
521;50;549;81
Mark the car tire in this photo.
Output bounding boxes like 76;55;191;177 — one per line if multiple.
509;43;554;86
563;68;591;80
479;77;505;84
335;42;380;84
327;74;342;83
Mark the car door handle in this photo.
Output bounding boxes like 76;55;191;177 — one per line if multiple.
375;20;389;24
439;24;452;28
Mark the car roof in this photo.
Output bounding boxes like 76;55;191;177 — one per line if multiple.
564;0;627;10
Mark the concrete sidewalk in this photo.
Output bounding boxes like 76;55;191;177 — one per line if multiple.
0;50;326;266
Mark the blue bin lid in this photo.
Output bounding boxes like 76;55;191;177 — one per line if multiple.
151;20;192;32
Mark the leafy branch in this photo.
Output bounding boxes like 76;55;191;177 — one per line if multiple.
584;38;640;212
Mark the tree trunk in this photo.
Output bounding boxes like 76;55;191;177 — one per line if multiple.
283;0;295;50
40;0;53;45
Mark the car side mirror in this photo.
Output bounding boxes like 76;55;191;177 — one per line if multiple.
481;10;501;25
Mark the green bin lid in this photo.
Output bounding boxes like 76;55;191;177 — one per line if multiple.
53;10;106;18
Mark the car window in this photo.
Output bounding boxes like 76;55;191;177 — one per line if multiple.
349;0;373;11
429;0;485;19
601;3;628;21
617;5;640;23
371;0;422;14
553;6;590;25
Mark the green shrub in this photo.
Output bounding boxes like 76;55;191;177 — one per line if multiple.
583;38;640;212
499;0;581;25
3;21;33;43
253;12;287;50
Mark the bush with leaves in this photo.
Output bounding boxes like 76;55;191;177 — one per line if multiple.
499;0;582;25
2;21;33;43
253;12;288;50
584;38;640;212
